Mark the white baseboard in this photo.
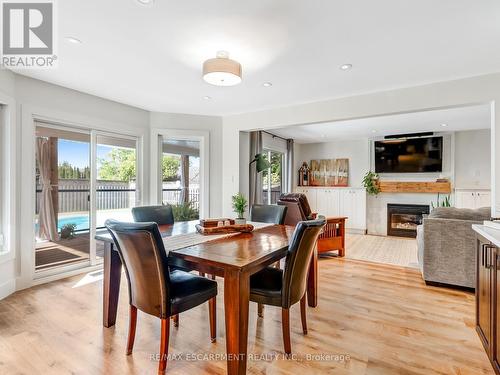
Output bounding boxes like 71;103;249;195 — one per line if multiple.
0;279;15;300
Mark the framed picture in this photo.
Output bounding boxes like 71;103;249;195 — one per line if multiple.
309;158;349;186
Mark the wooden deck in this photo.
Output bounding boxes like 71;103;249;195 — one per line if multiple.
35;233;104;271
0;257;493;374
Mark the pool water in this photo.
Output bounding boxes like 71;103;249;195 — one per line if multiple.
58;215;90;231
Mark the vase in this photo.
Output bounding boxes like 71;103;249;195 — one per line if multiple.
235;218;246;225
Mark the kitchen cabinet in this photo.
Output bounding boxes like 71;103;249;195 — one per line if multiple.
455;189;491;209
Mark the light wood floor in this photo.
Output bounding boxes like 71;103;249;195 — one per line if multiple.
0;258;494;375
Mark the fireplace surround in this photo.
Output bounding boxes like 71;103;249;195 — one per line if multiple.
387;203;430;237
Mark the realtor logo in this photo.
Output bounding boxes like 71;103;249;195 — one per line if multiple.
1;0;57;68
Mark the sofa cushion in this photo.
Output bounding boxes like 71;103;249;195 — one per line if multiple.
428;206;490;221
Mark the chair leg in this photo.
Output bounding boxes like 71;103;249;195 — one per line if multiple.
300;294;308;334
282;308;291;356
199;271;205;277
211;274;216;280
257;303;264;318
126;305;137;355
208;297;216;342
158;318;170;374
172;314;179;328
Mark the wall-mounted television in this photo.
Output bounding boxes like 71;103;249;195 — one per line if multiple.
374;136;443;173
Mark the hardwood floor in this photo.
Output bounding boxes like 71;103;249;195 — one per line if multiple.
0;258;494;374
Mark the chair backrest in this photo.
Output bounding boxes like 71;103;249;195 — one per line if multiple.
249;204;288;225
277;193;313;226
105;219;171;318
132;205;174;225
282;218;326;308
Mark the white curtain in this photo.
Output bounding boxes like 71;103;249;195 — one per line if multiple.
37;138;58;241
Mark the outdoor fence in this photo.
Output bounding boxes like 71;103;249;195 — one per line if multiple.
36;179;200;213
262;188;282;205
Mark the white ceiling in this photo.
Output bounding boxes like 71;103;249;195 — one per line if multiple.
15;0;500;116
270;104;491;143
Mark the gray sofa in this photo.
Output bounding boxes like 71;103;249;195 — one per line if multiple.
416;206;491;288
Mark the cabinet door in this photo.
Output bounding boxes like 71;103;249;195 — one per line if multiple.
477;191;491;209
315;189;328;216
328;189;341;217
353;189;367;230
477;239;493;352
339;190;355;227
455;191;476;209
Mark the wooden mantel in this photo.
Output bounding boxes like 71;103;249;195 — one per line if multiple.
377;181;452;194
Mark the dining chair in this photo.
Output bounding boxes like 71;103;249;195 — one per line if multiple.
249;204;288;225
131;205;174;225
105;219;217;374
249;218;326;355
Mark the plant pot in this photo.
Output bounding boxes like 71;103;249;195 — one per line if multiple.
234;218;246;225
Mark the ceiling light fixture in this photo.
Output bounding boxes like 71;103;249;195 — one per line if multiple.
203;51;242;86
135;0;154;5
371;130;377;133
441;123;448;127
203;96;212;100
65;36;82;44
263;82;272;87
340;64;353;71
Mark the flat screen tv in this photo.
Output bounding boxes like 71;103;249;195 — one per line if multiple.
374;136;443;173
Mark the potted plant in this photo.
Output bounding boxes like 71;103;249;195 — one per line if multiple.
362;171;380;196
232;193;248;225
60;223;77;239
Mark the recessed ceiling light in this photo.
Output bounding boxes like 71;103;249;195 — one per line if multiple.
441;123;448;127
203;96;212;100
136;0;154;5
340;64;353;71
371;130;377;133
320;134;326;138
263;82;273;87
65;37;82;44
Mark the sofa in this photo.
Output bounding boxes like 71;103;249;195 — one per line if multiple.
416;206;491;288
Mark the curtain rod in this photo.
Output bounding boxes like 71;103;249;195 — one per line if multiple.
261;130;290;142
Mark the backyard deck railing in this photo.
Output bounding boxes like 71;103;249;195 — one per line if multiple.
36;179;200;213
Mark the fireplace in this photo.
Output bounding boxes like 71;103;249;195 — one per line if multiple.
387;204;430;238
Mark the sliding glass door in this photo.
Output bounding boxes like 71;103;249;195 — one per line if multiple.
34;125;91;272
262;149;284;204
34;124;140;274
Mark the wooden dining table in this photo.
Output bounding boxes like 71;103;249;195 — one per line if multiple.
95;220;318;375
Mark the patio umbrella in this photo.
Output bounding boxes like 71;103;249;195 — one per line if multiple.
36;138;58;241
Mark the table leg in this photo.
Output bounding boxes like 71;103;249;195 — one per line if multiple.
103;242;122;328
224;270;250;375
307;246;318;307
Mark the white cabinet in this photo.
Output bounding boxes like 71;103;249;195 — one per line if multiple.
455;189;491;209
295;187;366;232
339;189;367;231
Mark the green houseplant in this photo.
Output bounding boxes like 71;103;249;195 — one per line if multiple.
171;202;199;222
60;223;77;240
232;193;248;224
362;171;380;196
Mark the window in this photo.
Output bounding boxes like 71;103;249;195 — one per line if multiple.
262;149;284;204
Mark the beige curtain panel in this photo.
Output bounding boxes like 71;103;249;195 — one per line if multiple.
36;138;59;241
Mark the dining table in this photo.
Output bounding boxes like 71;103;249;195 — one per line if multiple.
95;220;319;375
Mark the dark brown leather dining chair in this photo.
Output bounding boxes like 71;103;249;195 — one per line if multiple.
249;218;326;355
249;204;288;225
131;205;174;225
105;219;217;374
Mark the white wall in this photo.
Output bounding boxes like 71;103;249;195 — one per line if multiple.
222;73;500;217
295;139;370;188
149;112;223;217
455;129;491;189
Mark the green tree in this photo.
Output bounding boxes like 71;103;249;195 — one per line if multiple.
98;149;136;181
162;154;180;181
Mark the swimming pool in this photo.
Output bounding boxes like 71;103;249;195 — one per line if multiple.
55;210;134;232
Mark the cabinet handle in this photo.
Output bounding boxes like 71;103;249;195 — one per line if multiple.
485;245;496;269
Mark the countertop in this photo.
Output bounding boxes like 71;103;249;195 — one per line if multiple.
472;224;500;247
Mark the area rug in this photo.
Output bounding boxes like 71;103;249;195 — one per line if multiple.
343;234;419;268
